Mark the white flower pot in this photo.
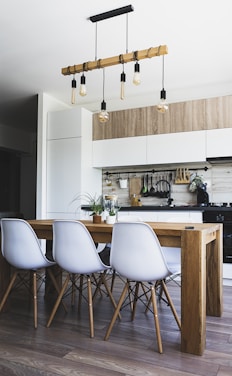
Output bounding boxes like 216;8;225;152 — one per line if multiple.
106;215;116;224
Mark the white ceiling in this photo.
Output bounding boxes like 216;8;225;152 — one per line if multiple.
1;0;232;114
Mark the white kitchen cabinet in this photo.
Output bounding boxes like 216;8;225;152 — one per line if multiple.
155;210;202;223
117;210;202;223
147;131;206;164
206;128;232;158
117;211;158;222
47;108;101;219
92;136;147;168
93;131;206;168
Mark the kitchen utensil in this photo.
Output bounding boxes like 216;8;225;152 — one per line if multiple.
150;175;155;193
143;174;149;197
141;175;147;195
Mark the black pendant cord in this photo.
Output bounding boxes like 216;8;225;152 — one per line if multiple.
95;23;98;61
126;13;129;53
102;68;106;101
162;55;165;89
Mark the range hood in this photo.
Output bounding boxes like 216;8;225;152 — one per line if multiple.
206;156;232;164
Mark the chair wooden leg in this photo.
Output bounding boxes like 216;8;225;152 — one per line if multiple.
101;272;121;320
145;281;164;313
87;276;94;338
110;270;116;292
161;280;181;330
141;282;150;302
127;280;134;312
151;285;163;354
131;282;140;321
33;272;38;329
78;274;84;312
46;275;70;328
47;268;68;313
0;271;18;312
71;273;76;306
92;273;104;301
104;282;129;341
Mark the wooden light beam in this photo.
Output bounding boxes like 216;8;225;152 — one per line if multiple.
62;45;168;76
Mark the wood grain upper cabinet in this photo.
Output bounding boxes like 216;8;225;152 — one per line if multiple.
92;136;147;167
206;128;232;157
147;130;206;164
93;108;147;140
205;96;232;129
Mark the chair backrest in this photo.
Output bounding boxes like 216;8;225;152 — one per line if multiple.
1;218;51;269
52;220;108;274
110;222;171;281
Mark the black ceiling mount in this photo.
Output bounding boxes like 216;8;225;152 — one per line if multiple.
89;5;134;23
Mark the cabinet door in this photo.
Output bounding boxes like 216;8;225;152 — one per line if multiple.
205;96;232;130
118;211;158;222
155;211;191;222
92;136;147;167
206;128;232;157
147;131;206;164
47;108;82;139
156;211;202;223
47;137;81;216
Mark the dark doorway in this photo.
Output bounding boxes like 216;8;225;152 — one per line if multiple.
0;149;20;212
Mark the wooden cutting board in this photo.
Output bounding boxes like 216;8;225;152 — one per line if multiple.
129;177;142;196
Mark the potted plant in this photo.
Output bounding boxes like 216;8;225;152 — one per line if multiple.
89;194;104;223
104;194;120;224
106;208;118;224
71;193;104;223
189;174;209;206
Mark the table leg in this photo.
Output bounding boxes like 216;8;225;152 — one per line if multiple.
206;228;223;317
181;229;206;355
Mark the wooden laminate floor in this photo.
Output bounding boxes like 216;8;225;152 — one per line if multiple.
0;273;231;376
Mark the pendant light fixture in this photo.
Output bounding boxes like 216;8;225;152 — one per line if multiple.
98;68;109;123
71;75;77;104
79;72;87;97
133;51;141;85
120;63;126;100
133;61;141;85
63;5;168;108
156;55;168;113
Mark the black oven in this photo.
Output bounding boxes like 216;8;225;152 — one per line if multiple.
203;208;232;263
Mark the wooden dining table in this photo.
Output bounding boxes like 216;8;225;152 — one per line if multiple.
0;219;223;356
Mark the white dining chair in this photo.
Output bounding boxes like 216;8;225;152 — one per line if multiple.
110;214;142;293
0;218;64;328
104;222;181;353
46;220;118;338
